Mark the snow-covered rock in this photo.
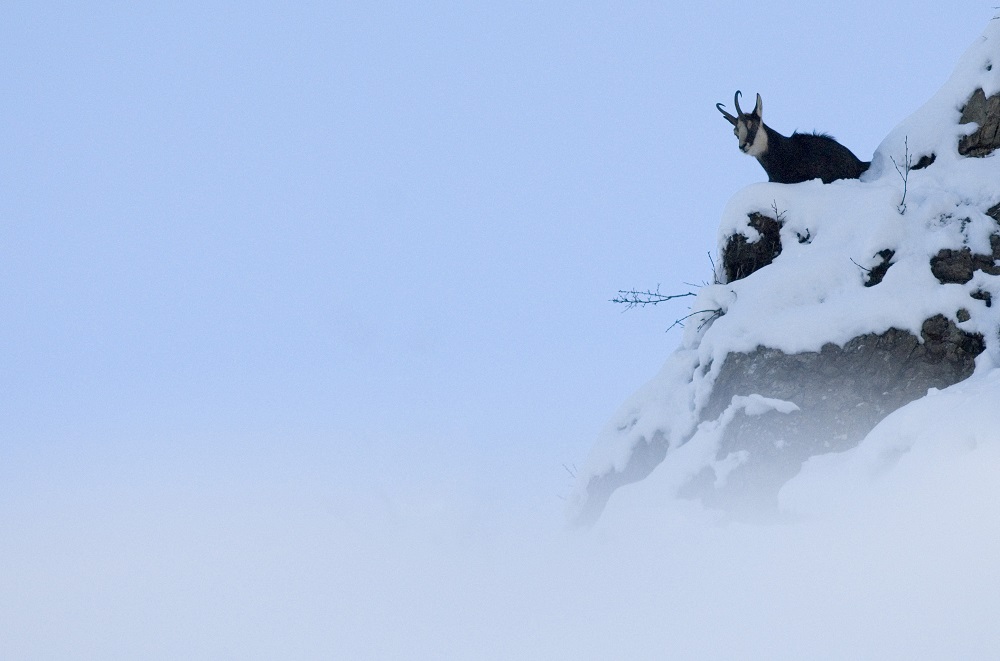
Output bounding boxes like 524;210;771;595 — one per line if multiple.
571;18;1000;526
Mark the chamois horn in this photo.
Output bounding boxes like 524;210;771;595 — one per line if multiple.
716;97;738;125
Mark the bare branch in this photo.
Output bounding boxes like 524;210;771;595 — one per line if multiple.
850;257;872;274
665;308;724;333
707;251;721;285
770;199;787;222
612;287;695;310
891;136;913;214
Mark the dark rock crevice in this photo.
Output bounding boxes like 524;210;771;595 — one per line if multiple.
912;153;937;170
864;249;895;286
722;213;783;283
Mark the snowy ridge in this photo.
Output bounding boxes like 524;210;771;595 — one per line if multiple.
571;18;1000;522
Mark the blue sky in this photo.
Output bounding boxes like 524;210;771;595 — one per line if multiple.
1;3;994;523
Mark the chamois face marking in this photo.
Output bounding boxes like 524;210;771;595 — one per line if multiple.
739;114;767;156
719;91;766;156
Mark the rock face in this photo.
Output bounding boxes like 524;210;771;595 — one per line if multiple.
930;240;1000;284
959;88;1000;157
684;316;985;512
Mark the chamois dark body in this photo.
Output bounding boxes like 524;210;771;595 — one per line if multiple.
756;126;869;184
717;91;869;184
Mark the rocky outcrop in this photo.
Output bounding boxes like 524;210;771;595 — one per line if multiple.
683;87;1000;512
572;50;1000;527
959;88;1000;157
930;239;1000;283
684;316;985;512
573;431;668;527
722;213;783;283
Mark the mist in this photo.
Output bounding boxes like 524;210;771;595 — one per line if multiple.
4;420;999;660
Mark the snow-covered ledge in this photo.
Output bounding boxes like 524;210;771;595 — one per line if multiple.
570;18;1000;526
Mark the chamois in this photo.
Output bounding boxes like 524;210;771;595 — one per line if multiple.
717;91;869;184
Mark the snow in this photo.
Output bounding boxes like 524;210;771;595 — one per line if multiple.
570;17;1000;521
780;367;1000;518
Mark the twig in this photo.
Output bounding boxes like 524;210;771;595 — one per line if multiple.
612;287;695;310
890;136;913;214
850;257;871;274
770;199;787;222
707;251;721;285
665;308;723;333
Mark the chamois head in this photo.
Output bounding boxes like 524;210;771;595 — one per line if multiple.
717;90;767;157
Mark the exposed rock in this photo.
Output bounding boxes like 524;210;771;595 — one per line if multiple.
912;153;936;170
959;89;1000;157
686;315;985;512
988;202;1000;223
930;246;1000;283
721;213;782;283
572;431;668;527
864;249;895;286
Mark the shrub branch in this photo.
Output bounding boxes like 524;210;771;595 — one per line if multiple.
890;136;913;214
611;287;695;310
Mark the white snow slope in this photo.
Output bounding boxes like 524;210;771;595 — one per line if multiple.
572;19;1000;522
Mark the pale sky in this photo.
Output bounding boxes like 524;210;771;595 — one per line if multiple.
1;2;994;523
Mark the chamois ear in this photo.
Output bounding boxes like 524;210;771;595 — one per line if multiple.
717;102;738;126
754;93;763;119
